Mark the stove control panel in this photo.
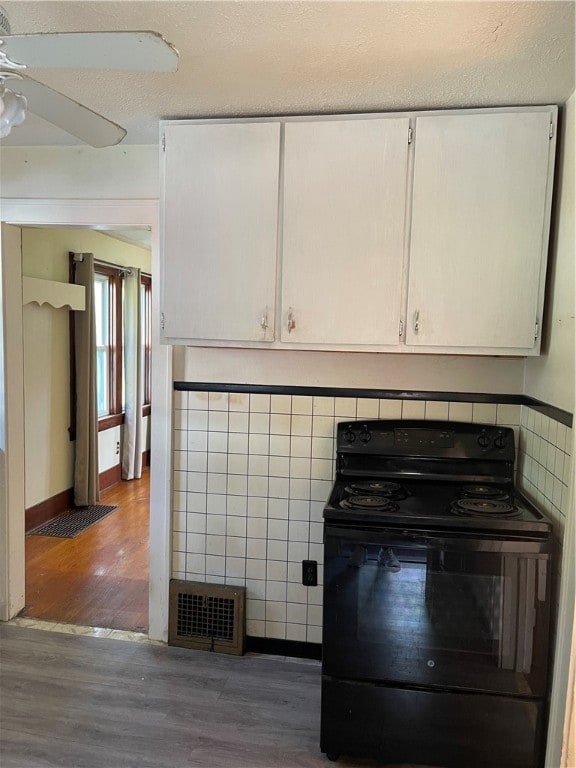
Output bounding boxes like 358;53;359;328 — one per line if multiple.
337;420;515;460
395;428;453;448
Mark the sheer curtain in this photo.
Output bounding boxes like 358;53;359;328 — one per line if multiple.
73;253;99;506
122;267;143;480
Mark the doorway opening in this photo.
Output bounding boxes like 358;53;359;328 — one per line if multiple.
1;200;171;643
20;225;152;633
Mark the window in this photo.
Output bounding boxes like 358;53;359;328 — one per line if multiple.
94;273;111;417
72;256;152;432
140;275;152;416
93;265;123;430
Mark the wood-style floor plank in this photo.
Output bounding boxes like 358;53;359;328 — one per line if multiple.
22;473;149;631
0;624;374;768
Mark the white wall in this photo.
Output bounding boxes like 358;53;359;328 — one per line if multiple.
520;91;576;768
524;92;575;414
0;224;25;620
0;146;158;200
176;345;526;394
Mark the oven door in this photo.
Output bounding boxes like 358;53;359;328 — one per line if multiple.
323;525;551;698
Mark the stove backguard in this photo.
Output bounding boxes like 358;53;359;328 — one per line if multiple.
335;420;518;487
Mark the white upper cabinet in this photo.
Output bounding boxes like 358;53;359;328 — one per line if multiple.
280;118;410;346
161;122;280;342
405;110;555;352
160;107;557;355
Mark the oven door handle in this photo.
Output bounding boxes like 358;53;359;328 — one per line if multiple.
324;526;552;555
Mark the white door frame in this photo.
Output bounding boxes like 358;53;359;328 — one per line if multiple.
0;198;172;642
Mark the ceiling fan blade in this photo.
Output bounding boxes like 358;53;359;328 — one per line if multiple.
1;31;179;72
15;76;126;147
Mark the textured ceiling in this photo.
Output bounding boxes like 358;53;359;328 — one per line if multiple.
1;0;575;146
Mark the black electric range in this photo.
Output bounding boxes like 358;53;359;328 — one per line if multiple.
321;419;553;768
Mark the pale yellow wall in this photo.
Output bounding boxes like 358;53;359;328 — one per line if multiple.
22;227;151;508
23;302;73;507
21;227;152;276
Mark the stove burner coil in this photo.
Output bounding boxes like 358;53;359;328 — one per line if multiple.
340;495;400;513
345;480;407;500
460;485;510;501
451;498;520;518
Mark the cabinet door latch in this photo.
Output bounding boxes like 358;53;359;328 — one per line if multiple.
408;127;413;144
260;308;269;332
161;312;165;330
534;320;539;341
399;319;404;339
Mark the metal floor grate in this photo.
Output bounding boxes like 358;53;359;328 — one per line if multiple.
177;593;235;641
28;505;117;538
169;580;245;655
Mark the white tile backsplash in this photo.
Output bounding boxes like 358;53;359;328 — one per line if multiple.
424;401;449;420
270;413;291;435
250;393;271;413
356;398;379;418
472;402;497;424
313;396;335;417
448;401;473;422
228;393;249;412
250;412;270;434
271;394;292;414
173;390;573;644
379;399;402;419
292;396;313;415
291;415;312;436
246;540;267;561
209;392;229;411
402;400;425;419
518;405;573;537
208;410;228;431
334;397;357;418
228;411;249;433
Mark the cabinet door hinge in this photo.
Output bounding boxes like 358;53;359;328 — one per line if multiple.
399;319;404;338
161;134;166;151
549;121;554;140
408;127;413;144
534;320;539;341
161;312;165;330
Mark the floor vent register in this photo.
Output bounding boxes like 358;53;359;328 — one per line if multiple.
168;580;246;656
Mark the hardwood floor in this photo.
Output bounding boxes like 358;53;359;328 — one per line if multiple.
0;624;409;768
22;472;149;632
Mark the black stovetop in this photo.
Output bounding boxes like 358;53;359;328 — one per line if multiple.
324;420;552;537
324;476;550;536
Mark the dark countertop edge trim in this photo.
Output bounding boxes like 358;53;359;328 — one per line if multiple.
245;635;321;661
173;382;573;428
524;397;573;428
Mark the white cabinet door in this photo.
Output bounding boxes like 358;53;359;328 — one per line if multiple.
406;111;554;350
280;118;410;346
161;122;280;342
